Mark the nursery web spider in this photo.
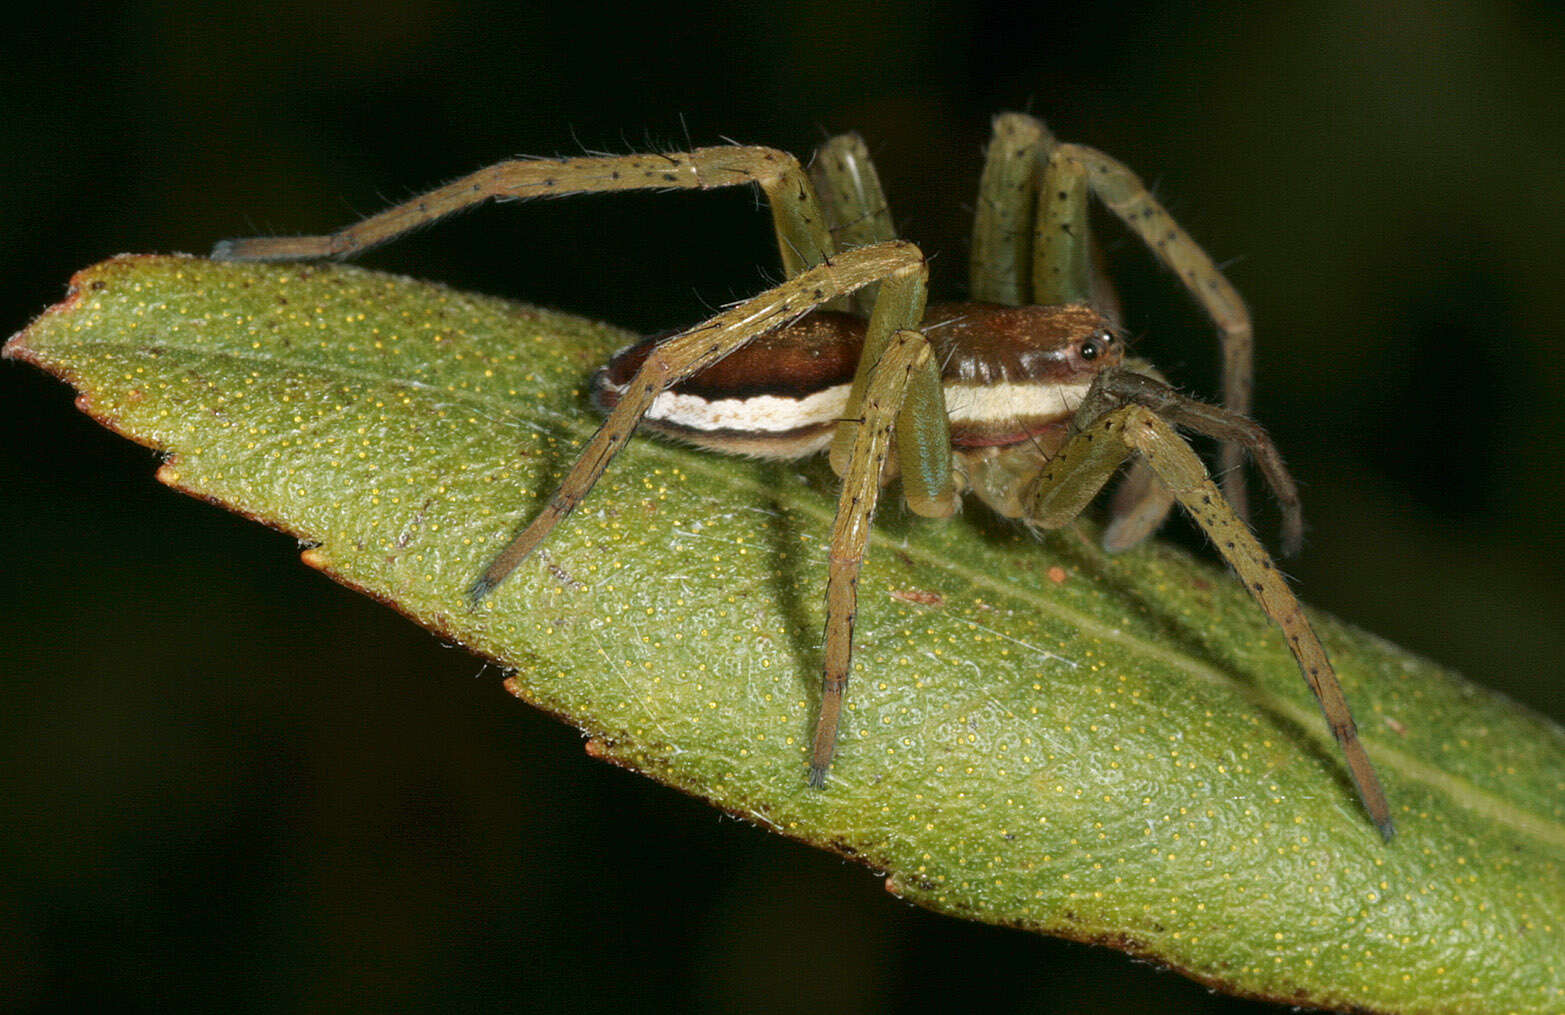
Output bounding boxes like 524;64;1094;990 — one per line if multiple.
213;113;1394;840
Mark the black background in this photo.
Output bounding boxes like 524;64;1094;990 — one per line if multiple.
3;2;1562;1012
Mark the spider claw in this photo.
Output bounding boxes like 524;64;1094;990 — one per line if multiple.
806;764;829;789
465;575;499;608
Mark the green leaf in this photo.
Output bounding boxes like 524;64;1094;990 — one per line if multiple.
9;255;1564;1014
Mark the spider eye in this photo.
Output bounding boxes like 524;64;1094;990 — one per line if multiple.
1078;330;1115;363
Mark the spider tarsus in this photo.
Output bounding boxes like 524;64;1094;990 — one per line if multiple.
1375;817;1396;844
1279;512;1305;559
465;575;499;608
210;236;324;263
1100;515;1143;554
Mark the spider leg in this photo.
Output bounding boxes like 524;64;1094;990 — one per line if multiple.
808;132;956;522
1102;454;1179;553
1031;147;1091;306
1080;368;1303;556
815;275;957;782
966;114;1130;322
809;329;935;785
970;113;1053;306
467;240;930;602
1053;141;1256;521
822;265;959;520
809;131;898;317
1097;358;1193;554
212;145;836;281
1027;397;1393;841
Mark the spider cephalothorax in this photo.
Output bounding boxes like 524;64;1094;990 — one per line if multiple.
213;113;1393;840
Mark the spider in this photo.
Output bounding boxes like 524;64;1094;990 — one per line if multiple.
212;112;1393;840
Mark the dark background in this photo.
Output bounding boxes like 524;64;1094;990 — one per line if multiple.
3;2;1561;1012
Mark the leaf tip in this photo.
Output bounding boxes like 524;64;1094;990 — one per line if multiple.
2;328;32;363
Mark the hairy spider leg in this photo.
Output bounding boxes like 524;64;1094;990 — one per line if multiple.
213;146;836;282
803;134;965;777
968;115;1119;320
1035;142;1189;549
821;263;959;521
1027;373;1393;841
810;329;935;784
1077;371;1304;556
1096;359;1182;550
808;132;957;519
970;113;1053;307
1031;147;1095;306
809;132;898;318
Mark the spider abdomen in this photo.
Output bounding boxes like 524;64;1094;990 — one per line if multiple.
593;301;1118;457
